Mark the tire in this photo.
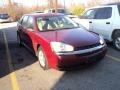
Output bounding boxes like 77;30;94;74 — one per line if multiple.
37;47;49;70
113;31;120;50
17;33;22;46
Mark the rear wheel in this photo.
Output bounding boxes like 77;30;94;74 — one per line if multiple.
37;47;49;70
113;31;120;50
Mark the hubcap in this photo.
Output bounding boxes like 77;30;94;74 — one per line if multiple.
38;50;45;67
115;37;120;49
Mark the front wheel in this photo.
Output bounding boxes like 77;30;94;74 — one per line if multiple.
113;31;120;50
37;47;49;70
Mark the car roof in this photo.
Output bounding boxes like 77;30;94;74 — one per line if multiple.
24;13;63;17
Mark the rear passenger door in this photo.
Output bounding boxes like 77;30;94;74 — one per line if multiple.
20;15;29;44
92;7;113;39
25;16;35;51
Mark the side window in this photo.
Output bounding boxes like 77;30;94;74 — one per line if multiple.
94;7;112;19
18;16;23;24
82;9;96;19
117;5;120;15
22;16;28;27
27;16;34;29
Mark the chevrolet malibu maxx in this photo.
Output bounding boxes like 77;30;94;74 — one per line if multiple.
17;13;107;70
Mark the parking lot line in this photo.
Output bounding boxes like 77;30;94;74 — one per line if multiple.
106;54;120;62
3;30;20;90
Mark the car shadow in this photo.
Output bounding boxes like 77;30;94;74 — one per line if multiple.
51;56;120;90
0;26;37;78
51;59;104;90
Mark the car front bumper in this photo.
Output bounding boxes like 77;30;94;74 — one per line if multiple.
55;45;107;70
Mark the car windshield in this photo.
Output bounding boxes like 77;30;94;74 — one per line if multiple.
37;15;78;31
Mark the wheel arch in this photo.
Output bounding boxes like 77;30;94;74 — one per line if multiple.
112;29;120;40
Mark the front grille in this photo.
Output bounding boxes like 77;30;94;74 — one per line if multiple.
74;43;101;51
75;48;102;57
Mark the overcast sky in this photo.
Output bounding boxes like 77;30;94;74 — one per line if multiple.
0;0;90;7
0;0;114;8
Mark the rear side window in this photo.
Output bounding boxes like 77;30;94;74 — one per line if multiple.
19;16;24;24
27;16;34;29
94;7;112;19
22;16;29;27
117;5;120;15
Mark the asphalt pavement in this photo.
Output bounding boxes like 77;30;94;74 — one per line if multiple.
0;22;120;90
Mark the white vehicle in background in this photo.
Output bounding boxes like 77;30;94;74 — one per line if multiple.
79;2;120;50
67;15;87;30
44;8;72;15
0;13;12;23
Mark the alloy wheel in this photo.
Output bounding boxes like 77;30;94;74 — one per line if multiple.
38;49;46;67
115;37;120;50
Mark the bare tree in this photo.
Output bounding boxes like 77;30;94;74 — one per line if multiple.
48;0;54;8
87;0;102;7
8;0;16;20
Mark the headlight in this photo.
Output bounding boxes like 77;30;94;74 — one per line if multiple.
99;35;105;45
50;42;74;53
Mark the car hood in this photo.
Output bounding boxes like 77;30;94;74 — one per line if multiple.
39;28;100;47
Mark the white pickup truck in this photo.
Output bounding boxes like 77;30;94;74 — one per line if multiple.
79;3;120;50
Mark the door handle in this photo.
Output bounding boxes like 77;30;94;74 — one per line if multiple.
89;21;92;23
106;22;110;24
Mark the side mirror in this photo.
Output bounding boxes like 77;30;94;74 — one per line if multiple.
75;23;80;27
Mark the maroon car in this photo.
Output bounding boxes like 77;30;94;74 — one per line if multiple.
17;13;107;70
